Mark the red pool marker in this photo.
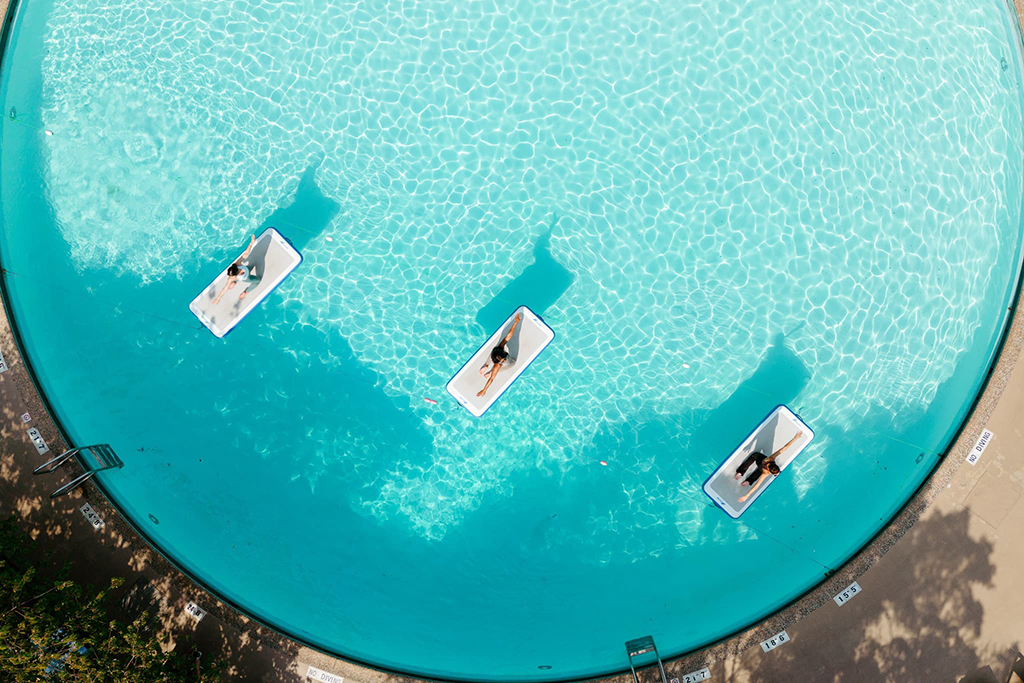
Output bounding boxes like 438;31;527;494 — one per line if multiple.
424;397;438;405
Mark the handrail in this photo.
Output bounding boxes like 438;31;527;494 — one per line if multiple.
625;636;668;683
32;448;80;475
31;444;123;498
50;471;97;499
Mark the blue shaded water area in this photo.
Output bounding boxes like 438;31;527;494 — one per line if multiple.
1;0;1024;680
477;219;575;331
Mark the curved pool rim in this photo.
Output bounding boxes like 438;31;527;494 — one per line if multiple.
2;0;1024;680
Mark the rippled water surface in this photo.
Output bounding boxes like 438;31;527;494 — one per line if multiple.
2;0;1023;679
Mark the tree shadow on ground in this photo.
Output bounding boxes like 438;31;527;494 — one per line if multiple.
0;416;306;683
119;574;306;682
714;507;1019;683
192;613;304;683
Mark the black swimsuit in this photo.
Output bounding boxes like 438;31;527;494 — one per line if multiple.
736;452;767;486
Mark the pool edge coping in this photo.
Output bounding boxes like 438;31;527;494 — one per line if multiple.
1;0;1023;680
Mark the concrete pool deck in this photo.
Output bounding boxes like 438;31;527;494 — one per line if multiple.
1;1;1023;682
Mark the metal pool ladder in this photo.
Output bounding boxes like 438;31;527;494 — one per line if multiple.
33;444;124;499
625;636;668;683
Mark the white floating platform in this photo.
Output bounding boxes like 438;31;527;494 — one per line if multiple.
446;305;554;417
703;405;814;518
190;228;301;338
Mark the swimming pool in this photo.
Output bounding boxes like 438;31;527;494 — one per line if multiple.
2;0;1023;679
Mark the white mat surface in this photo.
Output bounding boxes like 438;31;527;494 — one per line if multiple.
447;306;554;417
189;228;301;338
703;405;814;518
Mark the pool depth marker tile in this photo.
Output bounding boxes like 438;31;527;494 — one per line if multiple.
26;427;48;454
184;601;207;622
760;630;790;653
832;581;862;606
672;666;711;682
78;502;104;530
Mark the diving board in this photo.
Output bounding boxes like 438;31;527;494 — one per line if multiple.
703;405;814;518
446;305;554;417
189;228;301;338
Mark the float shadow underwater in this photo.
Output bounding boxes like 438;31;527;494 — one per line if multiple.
258;160;340;253
476;217;575;331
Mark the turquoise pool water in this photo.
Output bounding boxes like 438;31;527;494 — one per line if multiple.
2;0;1024;679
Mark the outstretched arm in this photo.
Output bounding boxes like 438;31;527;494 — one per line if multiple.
477;364;502;397
502;313;522;344
738;472;768;503
771;431;803;459
212;278;234;305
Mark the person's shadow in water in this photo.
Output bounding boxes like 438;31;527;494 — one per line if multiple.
257;160;340;253
687;331;811;461
476;215;575;332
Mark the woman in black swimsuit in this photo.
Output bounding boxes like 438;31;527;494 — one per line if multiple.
735;431;802;504
477;313;521;397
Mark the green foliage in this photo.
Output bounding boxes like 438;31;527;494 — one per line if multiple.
0;514;225;682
